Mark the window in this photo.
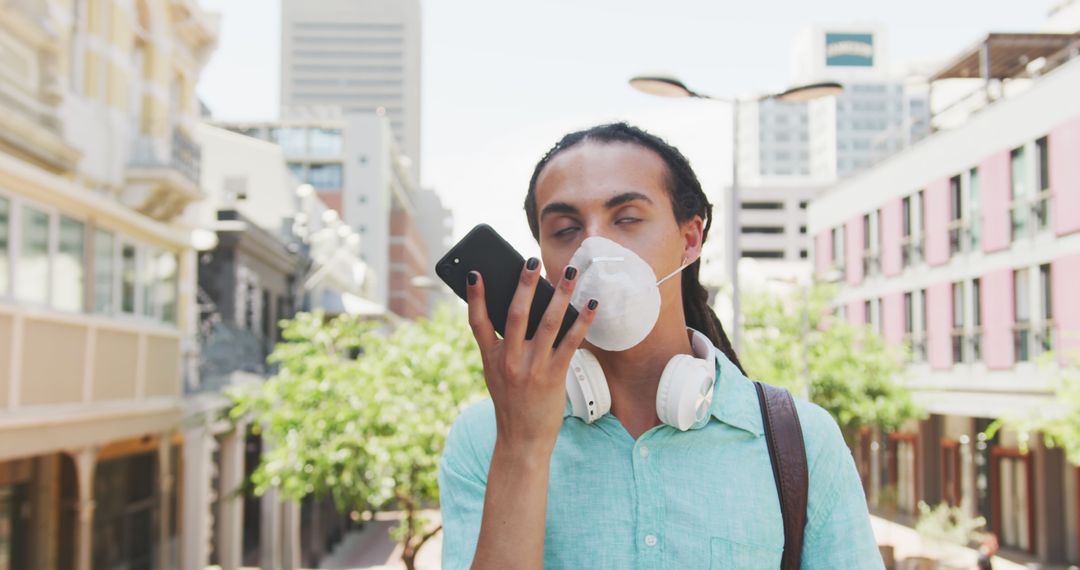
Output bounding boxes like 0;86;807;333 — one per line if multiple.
1036;137;1049;192
741;226;784;235
798;201;808;209
904;292;914;335
799;249;808;259
952;282;965;363
1039;264;1053;353
742;201;784;210
1014;268;1031;362
94;230;115;313
17;206;49;305
948;175;964;255
0;197;9;296
287;163;306;182
901;196;912;238
743;250;785;259
832;226;845;272
121;244;137;314
968;167;981;251
972;278;983;360
799;225;807;235
1034;137;1051;231
309;127;343;158
270;127;308;157
154;251;178;324
1010;146;1029;240
864;299;872;327
54;216;85;312
307;163;343;189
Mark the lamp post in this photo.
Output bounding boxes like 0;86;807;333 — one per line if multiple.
628;76;842;353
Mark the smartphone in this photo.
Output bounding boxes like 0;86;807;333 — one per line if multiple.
435;224;578;347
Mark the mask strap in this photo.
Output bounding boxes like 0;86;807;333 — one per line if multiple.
656;255;697;286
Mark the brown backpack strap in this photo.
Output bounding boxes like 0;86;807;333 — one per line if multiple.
754;381;809;570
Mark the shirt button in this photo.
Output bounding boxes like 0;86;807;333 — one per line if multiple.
639;446;649;458
644;534;658;547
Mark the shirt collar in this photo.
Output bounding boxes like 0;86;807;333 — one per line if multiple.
702;346;765;436
562;343;765;437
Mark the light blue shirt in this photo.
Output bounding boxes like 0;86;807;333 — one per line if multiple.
438;344;883;569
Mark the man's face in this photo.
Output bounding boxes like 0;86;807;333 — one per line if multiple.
532;141;702;304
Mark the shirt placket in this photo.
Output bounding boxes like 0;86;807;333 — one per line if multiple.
632;429;665;570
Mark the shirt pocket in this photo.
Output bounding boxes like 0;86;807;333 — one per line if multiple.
709;536;784;570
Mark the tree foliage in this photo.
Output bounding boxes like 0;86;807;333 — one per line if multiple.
988;353;1080;466
229;307;486;569
740;284;923;439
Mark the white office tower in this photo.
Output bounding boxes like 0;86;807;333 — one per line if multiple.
736;25;930;184
280;0;422;179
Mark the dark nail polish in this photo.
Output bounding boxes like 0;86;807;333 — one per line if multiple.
564;266;578;281
467;271;478;286
587;299;598;311
526;257;539;271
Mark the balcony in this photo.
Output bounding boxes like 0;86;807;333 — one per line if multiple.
124;129;204;221
951;328;965;364
969;329;983;362
0;18;81;173
947;219;969;256
900;237;923;269
1013;321;1032;362
905;333;927;363
1010;192;1052;241
862;250;880;277
1035;321;1055;354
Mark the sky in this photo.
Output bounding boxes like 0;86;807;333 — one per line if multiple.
196;0;1056;262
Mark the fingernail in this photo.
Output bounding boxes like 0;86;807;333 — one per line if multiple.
564;266;577;281
587;299;598;311
467;271;478;286
526;257;539;271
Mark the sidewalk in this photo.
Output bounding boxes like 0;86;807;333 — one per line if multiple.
318;510;443;570
871;514;1072;570
313;510;1069;570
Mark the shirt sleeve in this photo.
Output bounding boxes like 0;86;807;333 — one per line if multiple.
438;401;493;570
798;404;884;570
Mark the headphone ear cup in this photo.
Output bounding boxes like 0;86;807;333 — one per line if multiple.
565;349;611;423
656;355;716;431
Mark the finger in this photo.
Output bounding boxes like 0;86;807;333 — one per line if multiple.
465;271;497;353
553;298;599;365
504;257;541;356
532;264;580;351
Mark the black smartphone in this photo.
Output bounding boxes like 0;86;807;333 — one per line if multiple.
435;224;578;347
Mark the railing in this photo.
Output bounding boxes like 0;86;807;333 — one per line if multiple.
901;237;923;269
969;329;983;362
1036;321;1055;355
1011;192;1053;241
128;128;202;185
862;251;880;277
947;220;967;256
905;333;927;363
1013;321;1032;362
951;328;965;364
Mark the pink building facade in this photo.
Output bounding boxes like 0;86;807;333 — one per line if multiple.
808;54;1080;564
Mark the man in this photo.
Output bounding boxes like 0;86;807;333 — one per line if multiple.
439;123;882;569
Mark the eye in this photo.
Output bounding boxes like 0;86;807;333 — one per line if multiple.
553;226;580;238
616;217;640;225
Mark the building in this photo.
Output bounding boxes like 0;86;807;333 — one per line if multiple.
217;113;438;320
189;123;378;569
808;33;1080;565
732;25;930;278
279;0;422;180
0;0;216;569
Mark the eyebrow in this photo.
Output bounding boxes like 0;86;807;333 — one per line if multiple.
539;191;654;220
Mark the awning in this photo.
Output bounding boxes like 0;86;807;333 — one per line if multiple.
930;32;1080;82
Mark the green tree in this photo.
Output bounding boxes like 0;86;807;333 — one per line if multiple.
230;307;486;570
987;353;1080;466
741;284;923;441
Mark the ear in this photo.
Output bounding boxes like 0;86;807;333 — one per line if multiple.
680;215;705;264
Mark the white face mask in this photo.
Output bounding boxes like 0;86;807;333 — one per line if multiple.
568;236;695;352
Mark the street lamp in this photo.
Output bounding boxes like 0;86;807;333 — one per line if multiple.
629;75;842;353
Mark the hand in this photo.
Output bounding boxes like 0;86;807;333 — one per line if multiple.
466;258;598;456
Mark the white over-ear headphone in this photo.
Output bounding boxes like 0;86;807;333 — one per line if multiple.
564;328;716;431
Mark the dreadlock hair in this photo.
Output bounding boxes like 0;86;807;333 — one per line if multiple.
523;122;744;374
